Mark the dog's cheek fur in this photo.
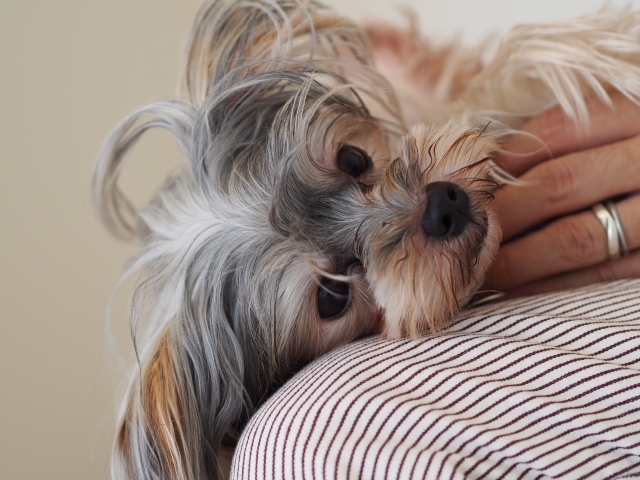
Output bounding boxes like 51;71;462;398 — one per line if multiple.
362;121;500;338
370;207;500;339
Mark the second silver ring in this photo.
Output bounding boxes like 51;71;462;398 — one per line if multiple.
605;200;630;256
592;201;629;260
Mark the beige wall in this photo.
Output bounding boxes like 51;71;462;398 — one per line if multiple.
2;1;638;479
0;2;201;478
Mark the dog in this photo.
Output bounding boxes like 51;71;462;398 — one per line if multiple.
93;1;640;478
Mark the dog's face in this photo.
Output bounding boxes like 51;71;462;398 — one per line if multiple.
181;0;500;347
95;1;500;478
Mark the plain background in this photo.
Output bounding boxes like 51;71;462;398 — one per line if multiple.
2;1;639;478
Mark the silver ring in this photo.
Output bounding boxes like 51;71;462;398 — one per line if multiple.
605;201;630;256
593;202;620;260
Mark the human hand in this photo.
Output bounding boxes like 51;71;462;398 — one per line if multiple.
483;93;640;297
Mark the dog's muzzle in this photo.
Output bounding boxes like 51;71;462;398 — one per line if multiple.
421;181;471;239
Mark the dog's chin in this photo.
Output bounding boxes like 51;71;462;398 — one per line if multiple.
375;205;500;340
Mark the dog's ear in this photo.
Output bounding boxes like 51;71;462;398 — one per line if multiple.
92;100;194;240
114;321;245;480
181;0;365;103
115;329;194;479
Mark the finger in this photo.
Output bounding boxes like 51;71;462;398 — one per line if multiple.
504;249;640;298
495;135;640;242
484;194;640;292
496;92;640;176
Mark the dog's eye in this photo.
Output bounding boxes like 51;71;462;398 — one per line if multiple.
337;145;372;177
317;278;351;320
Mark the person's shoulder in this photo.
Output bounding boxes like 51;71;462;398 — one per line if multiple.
232;279;640;480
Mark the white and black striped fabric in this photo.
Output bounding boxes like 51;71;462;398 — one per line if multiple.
232;280;640;479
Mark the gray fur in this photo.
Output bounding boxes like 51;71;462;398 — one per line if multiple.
93;0;640;478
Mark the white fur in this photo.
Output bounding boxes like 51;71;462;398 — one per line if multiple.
93;2;640;479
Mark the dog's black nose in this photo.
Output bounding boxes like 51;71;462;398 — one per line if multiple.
421;181;471;239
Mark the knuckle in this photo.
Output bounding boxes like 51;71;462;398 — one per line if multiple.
594;262;620;283
616;137;636;163
553;216;600;264
485;249;516;290
538;107;571;143
536;159;576;205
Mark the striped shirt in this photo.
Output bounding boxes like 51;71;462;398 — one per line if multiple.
232;280;640;479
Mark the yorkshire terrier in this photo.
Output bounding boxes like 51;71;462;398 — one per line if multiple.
93;1;640;478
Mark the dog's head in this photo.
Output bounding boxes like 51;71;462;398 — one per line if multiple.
94;1;500;478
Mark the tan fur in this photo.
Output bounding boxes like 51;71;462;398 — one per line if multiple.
117;331;192;479
364;121;499;338
95;2;640;479
365;23;485;125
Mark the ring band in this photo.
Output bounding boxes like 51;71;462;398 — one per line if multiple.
605;201;630;256
593;202;628;260
593;203;620;259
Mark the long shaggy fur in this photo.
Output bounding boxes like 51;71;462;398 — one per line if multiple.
93;1;640;479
